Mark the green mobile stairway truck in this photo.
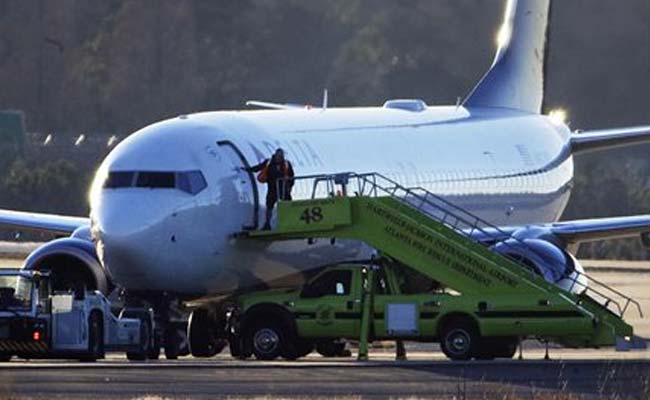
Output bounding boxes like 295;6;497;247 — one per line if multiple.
218;173;644;361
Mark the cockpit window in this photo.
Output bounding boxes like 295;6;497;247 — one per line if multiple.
104;170;207;195
177;171;208;195
104;172;135;188
136;172;175;188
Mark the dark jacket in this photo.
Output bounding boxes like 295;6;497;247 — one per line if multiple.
249;158;295;197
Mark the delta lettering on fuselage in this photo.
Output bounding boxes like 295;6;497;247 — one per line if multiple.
258;139;325;168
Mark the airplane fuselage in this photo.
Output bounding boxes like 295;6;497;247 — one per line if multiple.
89;105;574;296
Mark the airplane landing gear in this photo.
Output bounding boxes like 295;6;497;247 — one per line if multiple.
188;308;226;357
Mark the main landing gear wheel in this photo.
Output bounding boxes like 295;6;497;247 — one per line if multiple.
440;319;479;361
188;308;225;358
164;326;182;360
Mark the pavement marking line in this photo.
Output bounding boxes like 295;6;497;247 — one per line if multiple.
2;358;650;369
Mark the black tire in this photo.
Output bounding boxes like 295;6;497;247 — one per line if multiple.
294;339;315;359
247;321;286;361
164;326;180;360
316;339;346;358
474;337;517;360
440;318;479;361
81;313;104;362
229;335;251;359
127;318;151;361
148;331;161;360
188;308;225;357
499;338;518;359
492;337;518;359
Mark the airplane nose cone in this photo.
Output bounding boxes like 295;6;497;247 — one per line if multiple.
92;191;176;288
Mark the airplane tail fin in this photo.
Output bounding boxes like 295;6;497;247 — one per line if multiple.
464;0;552;114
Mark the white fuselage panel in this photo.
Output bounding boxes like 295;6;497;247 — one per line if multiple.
90;106;574;295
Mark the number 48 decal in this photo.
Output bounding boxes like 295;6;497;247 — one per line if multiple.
300;207;323;224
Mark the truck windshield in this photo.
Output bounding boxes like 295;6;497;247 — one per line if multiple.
0;276;33;310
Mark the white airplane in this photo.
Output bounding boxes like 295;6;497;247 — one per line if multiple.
2;0;650;355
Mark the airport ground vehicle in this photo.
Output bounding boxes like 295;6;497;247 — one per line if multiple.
0;269;150;361
228;260;525;361
215;173;646;361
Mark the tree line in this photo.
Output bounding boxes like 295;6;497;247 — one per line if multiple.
0;1;649;258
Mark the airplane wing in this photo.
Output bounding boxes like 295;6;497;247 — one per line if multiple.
571;125;650;155
474;215;650;247
0;209;89;235
546;215;650;244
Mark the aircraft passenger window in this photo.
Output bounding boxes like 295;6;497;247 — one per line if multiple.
136;172;175;188
301;270;352;298
104;172;135;188
177;171;208;195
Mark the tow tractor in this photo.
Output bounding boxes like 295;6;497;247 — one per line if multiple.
223;172;646;361
0;269;149;361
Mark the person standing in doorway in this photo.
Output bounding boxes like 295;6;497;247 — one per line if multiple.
246;148;295;230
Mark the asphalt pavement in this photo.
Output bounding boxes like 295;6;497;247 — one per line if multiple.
1;355;649;399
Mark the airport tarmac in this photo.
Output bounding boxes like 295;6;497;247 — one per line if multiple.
1;355;649;399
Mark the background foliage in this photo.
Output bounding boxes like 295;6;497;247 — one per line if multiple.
0;0;649;258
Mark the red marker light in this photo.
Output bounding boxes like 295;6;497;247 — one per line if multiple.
33;331;40;341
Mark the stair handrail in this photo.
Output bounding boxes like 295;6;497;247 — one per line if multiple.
354;173;644;319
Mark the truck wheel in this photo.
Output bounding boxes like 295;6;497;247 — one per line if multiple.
294;340;315;359
492;337;517;359
316;339;347;357
248;321;286;361
475;337;517;360
188;308;225;357
127;318;151;361
440;319;479;361
81;313;104;362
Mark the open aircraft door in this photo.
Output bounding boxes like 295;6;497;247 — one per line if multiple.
217;140;260;230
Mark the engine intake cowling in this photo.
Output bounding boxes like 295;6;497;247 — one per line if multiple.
491;234;587;294
22;238;109;293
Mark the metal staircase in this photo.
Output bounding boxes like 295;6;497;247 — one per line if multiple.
275;172;643;320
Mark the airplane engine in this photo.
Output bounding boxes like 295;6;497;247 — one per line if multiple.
490;228;588;294
22;236;109;294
